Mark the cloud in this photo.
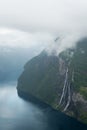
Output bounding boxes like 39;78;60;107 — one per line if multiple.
0;0;87;33
0;28;54;49
0;0;87;54
0;28;84;57
47;35;77;54
0;0;87;82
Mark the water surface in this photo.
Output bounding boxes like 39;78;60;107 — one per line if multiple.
0;84;87;130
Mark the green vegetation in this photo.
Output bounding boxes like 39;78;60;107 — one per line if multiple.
17;38;87;124
79;87;87;100
17;52;63;105
71;39;87;90
79;112;87;124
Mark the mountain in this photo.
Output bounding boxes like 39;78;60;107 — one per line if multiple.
17;38;87;124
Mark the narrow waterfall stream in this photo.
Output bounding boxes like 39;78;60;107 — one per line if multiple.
59;67;69;106
58;58;74;112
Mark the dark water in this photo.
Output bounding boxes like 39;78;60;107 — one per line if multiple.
0;84;87;130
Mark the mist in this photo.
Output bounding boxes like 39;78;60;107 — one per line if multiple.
0;0;87;82
0;0;87;53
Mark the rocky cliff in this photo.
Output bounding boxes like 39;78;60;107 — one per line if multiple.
17;38;87;124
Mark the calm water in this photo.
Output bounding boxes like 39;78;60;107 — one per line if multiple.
0;84;87;130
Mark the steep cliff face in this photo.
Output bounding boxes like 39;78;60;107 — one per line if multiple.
17;38;87;124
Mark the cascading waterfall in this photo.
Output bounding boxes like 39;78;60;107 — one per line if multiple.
64;70;74;111
59;67;68;106
72;70;74;82
58;59;74;112
63;83;71;111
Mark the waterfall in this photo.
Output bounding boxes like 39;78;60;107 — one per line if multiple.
58;64;73;111
59;67;68;105
63;83;71;111
72;70;74;82
58;49;75;112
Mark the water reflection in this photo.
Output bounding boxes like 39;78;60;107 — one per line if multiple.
0;84;48;130
0;84;87;130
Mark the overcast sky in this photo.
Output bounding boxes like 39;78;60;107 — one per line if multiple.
0;0;87;82
0;0;87;54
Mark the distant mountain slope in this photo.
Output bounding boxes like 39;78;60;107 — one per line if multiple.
17;38;87;124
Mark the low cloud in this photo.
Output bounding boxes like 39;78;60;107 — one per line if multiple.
0;27;84;57
0;0;87;55
0;0;87;82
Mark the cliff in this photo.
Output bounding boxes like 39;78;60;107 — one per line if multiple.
17;38;87;124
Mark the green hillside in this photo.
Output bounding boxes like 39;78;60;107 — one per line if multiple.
17;38;87;124
17;52;63;105
71;39;87;89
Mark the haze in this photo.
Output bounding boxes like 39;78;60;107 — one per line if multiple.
0;0;87;51
0;0;87;82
